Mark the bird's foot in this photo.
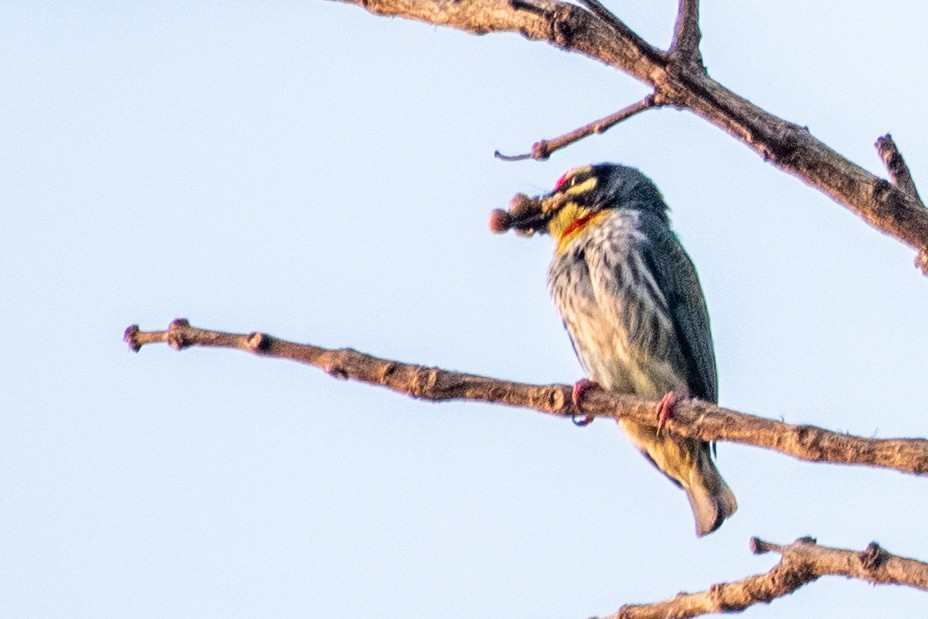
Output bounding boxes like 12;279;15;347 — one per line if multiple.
656;390;686;436
571;379;600;427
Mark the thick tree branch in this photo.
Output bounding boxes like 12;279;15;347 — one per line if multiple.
334;0;666;74
330;0;928;272
607;537;928;618
125;320;928;476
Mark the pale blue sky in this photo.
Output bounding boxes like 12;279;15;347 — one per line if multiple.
2;2;928;617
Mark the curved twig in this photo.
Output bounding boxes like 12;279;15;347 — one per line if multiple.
607;537;928;619
125;320;928;476
330;0;928;271
494;93;661;161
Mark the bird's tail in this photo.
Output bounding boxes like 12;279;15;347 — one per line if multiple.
619;420;737;536
683;447;738;537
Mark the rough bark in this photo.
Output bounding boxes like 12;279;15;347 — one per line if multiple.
609;538;928;619
331;0;928;272
124;320;928;476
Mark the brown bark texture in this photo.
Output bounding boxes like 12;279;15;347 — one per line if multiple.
124;320;928;477
609;537;928;619
332;0;928;273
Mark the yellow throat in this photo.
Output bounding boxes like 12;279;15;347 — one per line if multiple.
545;169;607;255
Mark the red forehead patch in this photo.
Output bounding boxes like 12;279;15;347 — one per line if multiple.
554;171;569;191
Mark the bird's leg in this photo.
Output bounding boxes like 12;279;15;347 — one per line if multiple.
571;378;600;427
656;388;689;436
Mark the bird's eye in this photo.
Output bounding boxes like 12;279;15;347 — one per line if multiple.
564;175;586;190
554;173;580;192
554;167;595;193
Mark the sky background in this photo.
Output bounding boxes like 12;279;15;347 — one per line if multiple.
3;1;928;617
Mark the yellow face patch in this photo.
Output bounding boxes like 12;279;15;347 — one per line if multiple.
546;200;580;240
550;207;610;255
547;166;603;254
563;176;597;196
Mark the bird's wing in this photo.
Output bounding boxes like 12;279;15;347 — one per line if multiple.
636;213;718;403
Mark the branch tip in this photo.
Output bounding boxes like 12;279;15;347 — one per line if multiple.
493;149;532;162
875;133;923;202
123;324;141;352
916;250;928;275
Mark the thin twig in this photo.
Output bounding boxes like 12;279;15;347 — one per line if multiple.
606;537;928;619
495;94;660;161
125;320;928;476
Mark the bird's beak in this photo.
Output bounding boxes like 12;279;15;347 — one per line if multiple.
488;191;569;237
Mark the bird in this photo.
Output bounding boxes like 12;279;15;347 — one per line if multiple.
489;163;736;536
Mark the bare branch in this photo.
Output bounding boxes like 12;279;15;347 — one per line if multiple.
329;0;666;86
125;320;928;476
126;320;928;614
574;0;640;44
875;134;928;274
752;538;928;590
670;0;702;65
605;537;928;618
330;0;928;270
876;134;922;201
495;93;661;161
333;0;650;71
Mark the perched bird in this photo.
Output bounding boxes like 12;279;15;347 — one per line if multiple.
490;163;736;536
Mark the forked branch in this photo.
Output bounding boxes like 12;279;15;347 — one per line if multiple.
607;537;928;619
877;134;922;202
125;320;928;476
331;0;928;272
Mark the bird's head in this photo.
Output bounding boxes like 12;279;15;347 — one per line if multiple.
490;163;669;251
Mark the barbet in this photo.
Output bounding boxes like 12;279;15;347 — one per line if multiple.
490;163;736;536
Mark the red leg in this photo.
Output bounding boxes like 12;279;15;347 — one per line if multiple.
571;378;600;427
656;389;689;435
